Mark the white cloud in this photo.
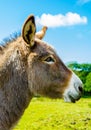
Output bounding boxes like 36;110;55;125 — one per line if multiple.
36;13;87;28
77;0;91;4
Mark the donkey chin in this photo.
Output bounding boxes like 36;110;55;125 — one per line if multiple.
63;72;83;103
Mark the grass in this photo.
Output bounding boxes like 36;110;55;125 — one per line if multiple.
14;97;91;130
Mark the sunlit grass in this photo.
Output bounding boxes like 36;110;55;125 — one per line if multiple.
14;97;91;130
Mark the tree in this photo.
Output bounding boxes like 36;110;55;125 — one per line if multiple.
68;62;91;95
85;72;91;92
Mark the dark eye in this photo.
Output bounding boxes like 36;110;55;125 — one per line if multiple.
44;56;55;64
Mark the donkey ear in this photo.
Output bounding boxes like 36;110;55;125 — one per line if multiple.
35;26;48;40
22;15;36;46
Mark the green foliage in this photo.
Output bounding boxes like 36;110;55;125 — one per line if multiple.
85;72;91;92
14;97;91;130
76;70;88;84
68;62;91;72
68;62;91;95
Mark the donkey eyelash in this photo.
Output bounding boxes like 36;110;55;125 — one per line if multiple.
43;55;56;64
44;57;55;62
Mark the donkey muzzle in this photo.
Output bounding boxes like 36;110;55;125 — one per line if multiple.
63;73;83;103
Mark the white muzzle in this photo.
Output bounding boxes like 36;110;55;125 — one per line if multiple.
63;73;83;103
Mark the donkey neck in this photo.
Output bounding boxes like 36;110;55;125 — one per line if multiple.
0;39;32;130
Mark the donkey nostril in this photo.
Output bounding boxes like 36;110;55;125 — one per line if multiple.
78;86;83;93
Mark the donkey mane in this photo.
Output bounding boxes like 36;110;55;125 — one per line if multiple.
0;14;83;130
0;31;21;52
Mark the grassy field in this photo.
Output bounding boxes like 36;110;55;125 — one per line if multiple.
14;97;91;130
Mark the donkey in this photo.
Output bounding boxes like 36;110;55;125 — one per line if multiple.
0;15;83;130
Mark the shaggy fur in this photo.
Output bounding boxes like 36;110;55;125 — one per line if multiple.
0;15;76;130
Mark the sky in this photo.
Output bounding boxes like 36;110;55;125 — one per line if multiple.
0;0;91;63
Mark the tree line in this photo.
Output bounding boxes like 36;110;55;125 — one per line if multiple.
67;62;91;96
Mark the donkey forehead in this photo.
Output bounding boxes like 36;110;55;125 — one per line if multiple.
33;38;56;56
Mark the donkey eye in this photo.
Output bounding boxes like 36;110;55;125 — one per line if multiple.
44;56;55;64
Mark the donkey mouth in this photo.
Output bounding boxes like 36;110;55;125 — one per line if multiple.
63;91;81;103
69;95;76;103
69;94;81;103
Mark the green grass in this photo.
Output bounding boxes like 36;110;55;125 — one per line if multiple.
14;97;91;130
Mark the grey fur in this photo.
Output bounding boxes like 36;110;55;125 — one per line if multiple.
0;15;80;130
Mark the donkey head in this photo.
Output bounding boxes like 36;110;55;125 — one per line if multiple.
22;15;83;103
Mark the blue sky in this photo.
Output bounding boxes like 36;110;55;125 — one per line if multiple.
0;0;91;63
